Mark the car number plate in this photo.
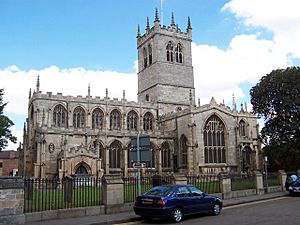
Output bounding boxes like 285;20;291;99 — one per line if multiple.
142;200;153;204
294;189;300;192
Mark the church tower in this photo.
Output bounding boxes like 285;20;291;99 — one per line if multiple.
137;9;195;114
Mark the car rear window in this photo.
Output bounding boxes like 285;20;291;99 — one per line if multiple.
145;186;173;196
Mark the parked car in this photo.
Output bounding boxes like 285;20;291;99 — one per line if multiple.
285;175;300;196
133;184;222;223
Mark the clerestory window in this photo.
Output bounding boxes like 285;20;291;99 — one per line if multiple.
73;106;85;128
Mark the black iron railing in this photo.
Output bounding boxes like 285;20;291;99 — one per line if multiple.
24;177;103;213
187;174;221;194
123;175;174;203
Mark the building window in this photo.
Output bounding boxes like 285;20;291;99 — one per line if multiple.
166;41;173;62
143;47;147;68
0;162;2;168
203;115;226;163
92;108;104;129
239;120;247;137
145;94;150;101
110;109;121;130
143;112;154;131
127;110;138;130
161;142;171;168
73;106;85;128
53;104;67;127
148;44;152;65
109;140;122;168
179;135;188;168
175;43;183;63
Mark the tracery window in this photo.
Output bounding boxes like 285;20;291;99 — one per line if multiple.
73;106;85;128
110;109;121;130
203;115;226;163
239;120;247;137
53;104;67;127
143;47;147;68
148;44;152;65
143;112;154;131
166;41;174;62
109;140;122;168
179;135;188;168
161;142;171;168
175;43;183;63
127;110;138;130
92;108;104;129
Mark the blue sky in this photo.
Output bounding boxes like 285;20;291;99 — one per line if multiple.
1;0;300;150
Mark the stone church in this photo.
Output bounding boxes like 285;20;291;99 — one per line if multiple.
19;9;262;179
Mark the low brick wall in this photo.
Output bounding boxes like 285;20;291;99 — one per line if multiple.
0;177;25;225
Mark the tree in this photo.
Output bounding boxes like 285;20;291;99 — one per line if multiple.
0;89;17;150
250;67;300;171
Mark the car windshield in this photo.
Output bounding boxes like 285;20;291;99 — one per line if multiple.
144;186;172;196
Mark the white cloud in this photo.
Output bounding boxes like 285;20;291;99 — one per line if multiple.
223;0;300;58
192;34;289;105
0;66;137;115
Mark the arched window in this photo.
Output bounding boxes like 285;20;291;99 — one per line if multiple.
93;140;104;160
127;110;138;130
92;108;104;129
148;44;152;65
166;41;173;62
242;146;252;173
143;112;154;131
175;43;183;63
203;115;226;163
53;104;67;127
143;47;147;68
75;165;88;175
109;140;122;168
179;135;188;168
145;94;150;102
239;120;247;137
110;109;121;130
161;142;171;168
73;106;85;128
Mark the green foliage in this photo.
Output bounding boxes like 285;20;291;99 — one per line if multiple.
0;89;17;150
250;67;300;171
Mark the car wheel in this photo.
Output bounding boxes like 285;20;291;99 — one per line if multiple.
172;208;183;223
211;203;221;215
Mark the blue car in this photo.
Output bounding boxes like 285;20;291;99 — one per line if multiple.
133;184;222;223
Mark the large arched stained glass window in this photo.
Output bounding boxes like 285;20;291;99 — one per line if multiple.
53;104;67;127
73;106;85;128
92;108;104;129
109;140;122;168
143;112;154;131
203;115;226;163
110;109;121;130
127;110;138;131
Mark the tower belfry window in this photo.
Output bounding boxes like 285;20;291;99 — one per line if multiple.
175;43;183;63
143;48;148;68
148;44;152;65
166;41;174;62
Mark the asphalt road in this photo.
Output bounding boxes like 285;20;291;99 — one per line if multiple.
122;196;300;225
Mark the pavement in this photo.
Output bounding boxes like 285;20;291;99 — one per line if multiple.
25;191;288;225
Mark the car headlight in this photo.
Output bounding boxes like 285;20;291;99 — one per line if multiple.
289;186;293;190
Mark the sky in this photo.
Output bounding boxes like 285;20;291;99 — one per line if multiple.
1;0;300;150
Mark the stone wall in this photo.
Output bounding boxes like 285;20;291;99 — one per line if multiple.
0;177;25;225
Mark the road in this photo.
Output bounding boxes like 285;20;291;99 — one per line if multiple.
120;196;300;225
